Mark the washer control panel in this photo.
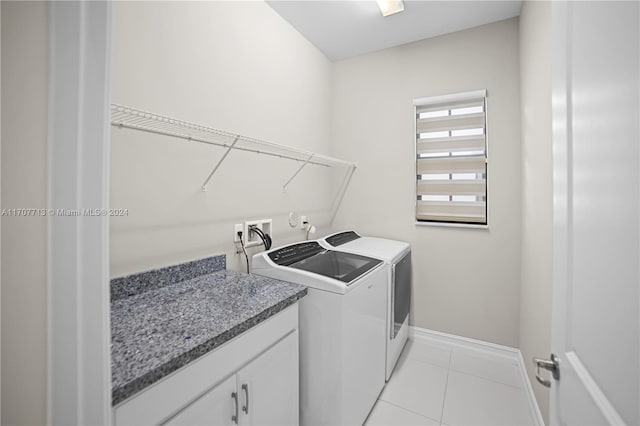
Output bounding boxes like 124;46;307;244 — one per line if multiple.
268;241;325;266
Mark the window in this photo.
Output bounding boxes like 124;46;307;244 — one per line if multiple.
414;90;488;226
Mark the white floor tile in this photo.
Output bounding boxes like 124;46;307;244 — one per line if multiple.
365;400;440;426
401;339;451;369
449;349;521;388
442;371;533;426
380;355;449;421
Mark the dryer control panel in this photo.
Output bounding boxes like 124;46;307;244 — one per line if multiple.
325;231;361;247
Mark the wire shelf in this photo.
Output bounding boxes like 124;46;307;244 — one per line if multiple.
110;104;356;192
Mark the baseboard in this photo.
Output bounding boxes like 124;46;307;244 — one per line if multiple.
409;326;545;425
409;326;520;359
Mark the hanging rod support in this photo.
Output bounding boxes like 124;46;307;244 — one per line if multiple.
283;154;314;193
330;164;357;224
201;137;239;192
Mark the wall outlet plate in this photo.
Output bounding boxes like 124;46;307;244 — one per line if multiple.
244;219;273;248
244;220;260;247
261;219;272;238
234;224;243;243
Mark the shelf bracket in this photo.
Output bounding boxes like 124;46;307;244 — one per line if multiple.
330;164;357;224
201;137;239;192
282;154;314;193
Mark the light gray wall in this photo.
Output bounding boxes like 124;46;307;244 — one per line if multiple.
330;18;522;347
519;1;553;422
0;1;49;424
110;1;339;277
0;2;555;422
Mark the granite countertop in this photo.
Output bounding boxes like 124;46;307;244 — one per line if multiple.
110;255;306;406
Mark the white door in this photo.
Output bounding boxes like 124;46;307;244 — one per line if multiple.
237;332;299;426
548;1;639;425
163;375;237;426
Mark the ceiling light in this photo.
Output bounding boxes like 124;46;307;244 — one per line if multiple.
376;0;405;17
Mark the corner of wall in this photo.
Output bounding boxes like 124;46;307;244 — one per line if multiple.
518;1;553;423
1;1;50;424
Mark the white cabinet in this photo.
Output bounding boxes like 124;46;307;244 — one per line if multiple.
164;376;237;426
235;332;298;426
164;333;298;426
113;305;299;426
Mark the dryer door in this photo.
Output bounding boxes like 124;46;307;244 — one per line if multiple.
392;251;411;338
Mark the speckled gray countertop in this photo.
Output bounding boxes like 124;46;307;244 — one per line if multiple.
111;255;306;406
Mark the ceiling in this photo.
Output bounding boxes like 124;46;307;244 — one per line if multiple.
266;1;522;61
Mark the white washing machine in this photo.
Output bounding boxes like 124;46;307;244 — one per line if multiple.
252;241;387;426
319;231;411;381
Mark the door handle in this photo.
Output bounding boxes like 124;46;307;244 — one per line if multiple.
241;383;249;414
533;354;560;388
231;391;239;424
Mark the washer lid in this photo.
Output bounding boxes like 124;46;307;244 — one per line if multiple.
330;236;411;263
267;241;382;285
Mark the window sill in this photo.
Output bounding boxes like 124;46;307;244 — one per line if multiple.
415;221;489;230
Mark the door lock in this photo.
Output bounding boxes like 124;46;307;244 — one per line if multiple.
533;354;560;388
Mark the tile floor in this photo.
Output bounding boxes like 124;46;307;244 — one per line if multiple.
365;339;535;426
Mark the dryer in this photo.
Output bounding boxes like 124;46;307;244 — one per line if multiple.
319;231;411;381
252;241;387;426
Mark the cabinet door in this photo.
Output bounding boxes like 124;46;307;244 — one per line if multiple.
163;375;237;426
237;331;299;426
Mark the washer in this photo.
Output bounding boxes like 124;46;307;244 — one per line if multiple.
252;241;387;426
319;230;411;381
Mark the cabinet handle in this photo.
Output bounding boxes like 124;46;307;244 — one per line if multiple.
231;391;238;424
241;383;249;414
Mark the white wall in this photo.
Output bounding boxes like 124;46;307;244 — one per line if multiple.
110;1;340;277
519;1;553;422
330;18;522;347
0;2;49;424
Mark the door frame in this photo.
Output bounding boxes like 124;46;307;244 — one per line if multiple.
47;2;113;424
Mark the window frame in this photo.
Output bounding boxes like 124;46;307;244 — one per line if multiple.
413;90;489;229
